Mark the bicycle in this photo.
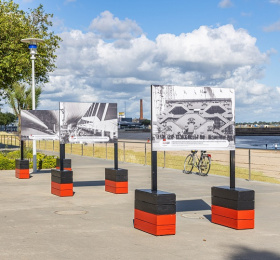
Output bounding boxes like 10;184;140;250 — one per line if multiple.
183;150;211;176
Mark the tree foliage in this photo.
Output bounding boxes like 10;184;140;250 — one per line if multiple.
140;119;151;126
0;0;61;93
0;111;16;129
5;82;42;132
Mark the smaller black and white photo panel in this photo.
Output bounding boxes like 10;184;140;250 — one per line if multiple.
21;110;59;141
59;102;118;144
152;85;235;151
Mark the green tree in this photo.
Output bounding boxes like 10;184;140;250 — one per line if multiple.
0;0;61;95
6;82;42;132
140;119;151;127
0;111;16;130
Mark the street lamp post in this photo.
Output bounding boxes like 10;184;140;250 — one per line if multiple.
21;38;44;173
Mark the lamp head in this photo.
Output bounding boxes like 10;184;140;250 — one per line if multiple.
21;38;44;56
21;38;44;45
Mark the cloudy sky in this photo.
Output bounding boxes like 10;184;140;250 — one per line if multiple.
13;0;280;122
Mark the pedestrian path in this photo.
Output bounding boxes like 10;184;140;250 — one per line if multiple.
0;154;280;260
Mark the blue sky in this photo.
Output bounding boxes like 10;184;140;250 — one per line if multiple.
12;0;280;122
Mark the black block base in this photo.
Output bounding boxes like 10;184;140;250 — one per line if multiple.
51;169;73;184
15;159;29;169
134;189;176;236
211;186;255;210
211;186;255;230
135;189;176;215
212;186;255;201
56;158;72;170
15;159;30;179
105;168;128;182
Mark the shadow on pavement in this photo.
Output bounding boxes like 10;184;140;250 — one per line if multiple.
74;180;105;187
33;169;52;174
176;199;211;212
203;214;212;222
230;246;280;260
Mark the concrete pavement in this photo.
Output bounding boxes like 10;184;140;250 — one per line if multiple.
0;153;280;260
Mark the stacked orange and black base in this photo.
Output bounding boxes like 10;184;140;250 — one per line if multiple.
211;186;255;230
51;169;73;197
134;189;176;236
15;159;30;179
56;158;72;171
105;168;128;194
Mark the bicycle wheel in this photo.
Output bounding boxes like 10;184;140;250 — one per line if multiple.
183;154;194;174
199;156;211;176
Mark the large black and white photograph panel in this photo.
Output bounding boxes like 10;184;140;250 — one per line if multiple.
152;85;235;151
21;110;59;141
59;102;118;144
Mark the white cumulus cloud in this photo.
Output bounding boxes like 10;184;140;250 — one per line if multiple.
41;12;277;121
270;0;280;4
263;20;280;32
218;0;233;8
89;11;143;40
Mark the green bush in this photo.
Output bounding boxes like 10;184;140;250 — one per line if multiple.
0;151;57;170
0;153;15;170
36;153;57;169
5;148;33;160
5;150;20;159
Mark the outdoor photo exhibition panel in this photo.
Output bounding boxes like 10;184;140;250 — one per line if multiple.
21;110;59;141
152;85;235;151
59;102;118;144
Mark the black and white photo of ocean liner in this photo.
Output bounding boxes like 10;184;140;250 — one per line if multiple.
152;85;235;151
59;102;118;144
21;110;59;140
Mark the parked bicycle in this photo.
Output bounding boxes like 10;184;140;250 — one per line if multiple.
183;150;211;176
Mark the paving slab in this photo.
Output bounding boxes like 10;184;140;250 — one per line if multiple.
0;154;280;260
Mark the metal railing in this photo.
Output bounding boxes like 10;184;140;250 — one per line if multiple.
1;135;279;183
0;135;20;148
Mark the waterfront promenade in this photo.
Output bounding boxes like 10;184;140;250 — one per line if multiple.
0;153;280;259
1;132;280;182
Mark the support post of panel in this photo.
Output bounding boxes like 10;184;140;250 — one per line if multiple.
151;151;157;191
60;143;65;171
21;140;24;160
114;142;118;170
230;150;235;189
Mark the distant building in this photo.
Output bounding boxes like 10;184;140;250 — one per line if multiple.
0;118;18;132
118;117;144;129
140;99;143;120
121;118;132;122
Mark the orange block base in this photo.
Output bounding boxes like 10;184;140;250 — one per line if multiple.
105;185;128;194
212;214;254;230
134;218;176;236
105;180;128;194
134;209;176;236
134;209;176;225
51;182;73;190
15;169;30;179
212;205;254;220
211;205;254;229
51;187;73;197
56;167;72;171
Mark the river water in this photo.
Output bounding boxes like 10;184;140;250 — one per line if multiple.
235;136;280;150
119;131;280;150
